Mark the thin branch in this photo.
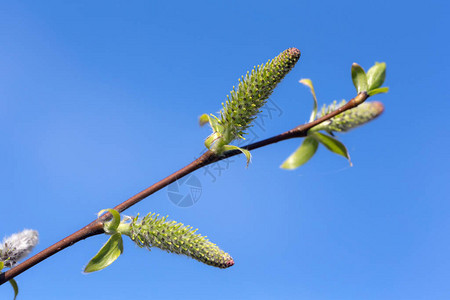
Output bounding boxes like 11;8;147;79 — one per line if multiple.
0;92;368;285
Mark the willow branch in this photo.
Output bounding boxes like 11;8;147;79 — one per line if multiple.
0;92;368;285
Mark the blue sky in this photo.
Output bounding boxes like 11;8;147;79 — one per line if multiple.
0;1;449;299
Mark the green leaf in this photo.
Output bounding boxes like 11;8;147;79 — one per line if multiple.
0;261;4;271
84;233;124;273
351;63;368;93
280;137;319;169
199;114;210;126
367;87;389;96
205;131;222;149
199;113;222;132
201;114;226;150
222;145;252;167
98;209;121;234
366;62;386;91
299;78;318;122
9;279;18;300
311;132;352;165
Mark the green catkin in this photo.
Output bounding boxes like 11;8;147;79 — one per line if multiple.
119;213;234;269
311;101;384;133
213;48;301;147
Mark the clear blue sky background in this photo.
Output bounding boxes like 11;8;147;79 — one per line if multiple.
1;1;449;299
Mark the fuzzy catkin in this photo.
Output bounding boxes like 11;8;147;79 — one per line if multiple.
121;214;234;269
217;48;301;144
0;229;39;268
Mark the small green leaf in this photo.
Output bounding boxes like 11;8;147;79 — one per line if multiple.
201;114;226;150
311;132;352;165
205;131;222;149
367;87;389;96
222;145;251;167
199;114;210;126
199;114;222;132
280;137;319;169
98;209;121;234
366;62;386;91
9;279;18;300
84;233;124;273
351;63;368;93
299;78;318;122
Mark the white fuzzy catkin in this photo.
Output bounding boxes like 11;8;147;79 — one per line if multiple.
0;229;39;268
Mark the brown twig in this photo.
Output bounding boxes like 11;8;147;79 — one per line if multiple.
0;92;368;285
